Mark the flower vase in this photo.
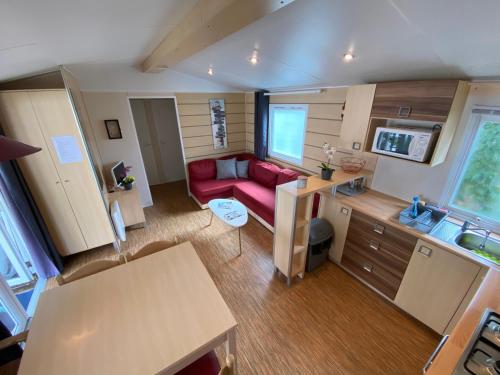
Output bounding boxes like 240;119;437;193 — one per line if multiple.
321;168;333;180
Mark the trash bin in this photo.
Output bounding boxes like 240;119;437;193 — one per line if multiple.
306;218;334;272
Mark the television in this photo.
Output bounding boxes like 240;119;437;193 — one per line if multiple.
111;161;127;187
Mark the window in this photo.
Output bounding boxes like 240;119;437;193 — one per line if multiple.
268;104;308;165
448;111;500;228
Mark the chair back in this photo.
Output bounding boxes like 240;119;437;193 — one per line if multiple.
126;240;176;262
56;259;121;285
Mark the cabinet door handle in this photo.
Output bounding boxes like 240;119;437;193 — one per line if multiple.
369;240;379;251
362;264;373;273
398;106;411;117
373;224;385;235
423;335;449;373
418;246;433;257
55;181;60;184
64;180;69;183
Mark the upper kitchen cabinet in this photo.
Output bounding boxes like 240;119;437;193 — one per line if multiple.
339;84;376;152
366;80;470;166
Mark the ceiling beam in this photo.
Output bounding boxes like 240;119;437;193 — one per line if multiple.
141;0;295;73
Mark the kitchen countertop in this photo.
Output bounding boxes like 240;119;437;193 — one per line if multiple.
426;268;500;374
333;189;499;271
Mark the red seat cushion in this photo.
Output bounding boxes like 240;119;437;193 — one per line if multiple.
175;351;220;375
190;179;244;204
233;181;276;226
252;161;281;189
277;168;302;186
188;159;216;181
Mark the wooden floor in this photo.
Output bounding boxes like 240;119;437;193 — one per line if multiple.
61;181;439;374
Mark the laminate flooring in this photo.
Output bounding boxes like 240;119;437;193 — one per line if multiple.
58;181;440;375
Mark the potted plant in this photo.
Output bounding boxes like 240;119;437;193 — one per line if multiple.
318;143;336;180
121;175;135;190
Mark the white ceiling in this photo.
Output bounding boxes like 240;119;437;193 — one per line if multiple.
2;0;500;90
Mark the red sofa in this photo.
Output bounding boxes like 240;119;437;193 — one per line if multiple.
188;153;318;228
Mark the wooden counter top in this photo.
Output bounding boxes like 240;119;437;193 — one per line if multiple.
426;268;500;374
334;189;499;270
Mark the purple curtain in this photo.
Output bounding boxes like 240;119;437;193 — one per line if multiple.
254;91;269;160
0;160;62;278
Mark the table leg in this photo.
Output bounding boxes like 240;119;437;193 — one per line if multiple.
226;328;237;374
208;211;213;226
238;227;242;256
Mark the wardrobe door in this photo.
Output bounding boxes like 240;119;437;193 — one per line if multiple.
28;90;115;249
0;91;86;255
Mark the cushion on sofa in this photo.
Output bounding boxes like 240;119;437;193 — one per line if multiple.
277;168;302;185
216;158;237;179
252;161;281;189
236;160;249;178
233;181;276;226
188;159;216;181
190;179;243;204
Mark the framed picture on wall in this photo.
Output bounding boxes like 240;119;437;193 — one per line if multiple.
105;119;123;139
209;99;228;149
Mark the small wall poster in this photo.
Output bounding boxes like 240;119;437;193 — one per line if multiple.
51;135;83;164
209;99;228;149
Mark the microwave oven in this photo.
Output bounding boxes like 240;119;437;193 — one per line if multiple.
371;127;439;162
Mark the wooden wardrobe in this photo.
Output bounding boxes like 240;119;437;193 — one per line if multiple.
0;89;115;256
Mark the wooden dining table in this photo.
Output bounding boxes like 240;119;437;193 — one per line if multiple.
18;241;238;375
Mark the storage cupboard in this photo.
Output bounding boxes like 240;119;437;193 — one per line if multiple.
0;90;115;256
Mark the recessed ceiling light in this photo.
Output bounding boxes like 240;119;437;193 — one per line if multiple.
208;67;214;76
250;51;259;65
343;52;355;62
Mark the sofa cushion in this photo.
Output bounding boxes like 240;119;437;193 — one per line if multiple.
190;179;243;204
216;158;237;180
188;159;216;181
236;160;249;178
218;153;255;161
252;161;281;189
277;168;302;186
233;181;276;226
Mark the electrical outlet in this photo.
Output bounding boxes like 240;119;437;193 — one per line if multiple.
352;142;361;150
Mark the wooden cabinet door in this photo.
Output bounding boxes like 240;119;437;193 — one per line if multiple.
318;195;351;263
0;91;86;255
394;240;481;333
339;84;376;151
371;80;459;122
28;90;115;250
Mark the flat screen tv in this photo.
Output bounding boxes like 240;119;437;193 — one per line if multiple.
111;161;127;187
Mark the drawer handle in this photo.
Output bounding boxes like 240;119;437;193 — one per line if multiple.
369;240;379;251
398;106;411;117
423;335;448;373
362;264;373;273
373;224;385;235
418;246;433;258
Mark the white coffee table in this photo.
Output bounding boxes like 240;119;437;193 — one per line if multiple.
208;199;248;256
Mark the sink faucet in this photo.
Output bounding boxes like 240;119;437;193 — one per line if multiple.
461;218;491;249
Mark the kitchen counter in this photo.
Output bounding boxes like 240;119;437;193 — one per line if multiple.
334;189;499;271
426;268;500;374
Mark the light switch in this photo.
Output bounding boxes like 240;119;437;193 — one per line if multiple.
352;142;361;150
341;207;349;215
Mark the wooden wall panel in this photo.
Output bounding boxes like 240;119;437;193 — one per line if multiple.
245;92;255;153
176;92;247;162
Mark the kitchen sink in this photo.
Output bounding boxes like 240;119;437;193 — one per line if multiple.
453;231;500;265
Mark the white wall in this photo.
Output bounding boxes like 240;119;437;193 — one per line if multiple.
66;63;240;92
82;91;153;207
371;82;500;203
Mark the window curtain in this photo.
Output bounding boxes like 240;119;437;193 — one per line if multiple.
0;158;62;278
254;90;269;160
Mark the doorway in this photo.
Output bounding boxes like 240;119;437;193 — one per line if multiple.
129;98;185;186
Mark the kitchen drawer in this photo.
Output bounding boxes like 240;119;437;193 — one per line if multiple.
349;210;417;259
341;243;402;300
345;226;409;278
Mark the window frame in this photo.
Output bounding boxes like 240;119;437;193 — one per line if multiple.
443;109;500;232
267;103;308;166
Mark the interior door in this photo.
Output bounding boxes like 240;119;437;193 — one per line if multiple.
28;90;115;250
0;91;86;255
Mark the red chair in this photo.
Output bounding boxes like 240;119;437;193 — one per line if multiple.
175;352;234;375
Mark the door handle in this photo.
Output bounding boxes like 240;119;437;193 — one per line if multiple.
63;179;70;183
55;181;60;184
418;246;432;257
369;240;379;251
373;224;385;235
362;264;373;273
398;106;411;117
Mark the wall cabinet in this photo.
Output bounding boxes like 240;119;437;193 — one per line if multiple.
394;240;481;334
0;90;115;256
339;84;376;152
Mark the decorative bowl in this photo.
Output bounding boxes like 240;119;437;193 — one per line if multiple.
340;157;366;173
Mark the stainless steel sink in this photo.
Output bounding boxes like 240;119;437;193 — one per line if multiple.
452;231;500;265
